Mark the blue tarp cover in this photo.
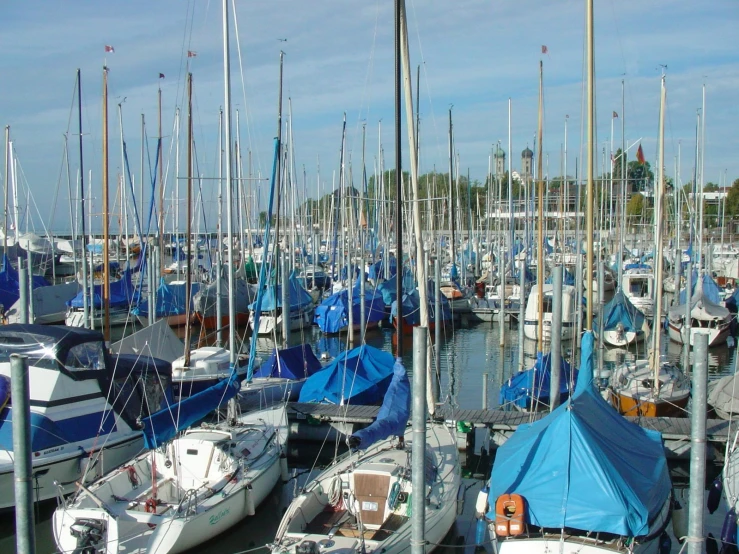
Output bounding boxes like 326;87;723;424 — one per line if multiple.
67;269;135;308
253;343;322;380
314;287;386;334
678;271;721;305
298;345;395;405
390;283;452;326
595;289;646;334
368;257;397;281
141;371;239;449
499;352;575;409
487;332;671;537
349;358;410;449
250;270;313;312
0;254;49;310
131;278;199;318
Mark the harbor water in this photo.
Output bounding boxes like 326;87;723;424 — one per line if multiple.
1;316;736;553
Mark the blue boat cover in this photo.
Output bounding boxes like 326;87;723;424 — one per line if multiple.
67;269;136;308
349;358;410;449
0;254;49;310
499;352;575;410
131;278;200;318
390;283;452;326
368;257;397;281
298;345;395;405
250;270;313;312
679;271;721;305
594;289;646;334
376;275;398;306
141;371;239;449
487;332;671;537
314;287;386;334
253;343;322;380
546;268;575;286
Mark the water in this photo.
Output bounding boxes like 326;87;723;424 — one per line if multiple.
3;319;737;553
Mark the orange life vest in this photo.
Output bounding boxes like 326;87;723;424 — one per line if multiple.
494;493;526;537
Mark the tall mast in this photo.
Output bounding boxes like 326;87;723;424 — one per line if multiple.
585;0;595;330
158;84;165;275
394;0;403;357
183;73;194;367
3;125;8;255
222;0;237;366
651;76;667;382
77;70;89;328
102;66;111;343
536;60;544;353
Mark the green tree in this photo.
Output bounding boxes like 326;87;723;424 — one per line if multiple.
626;193;645;229
627;161;653;193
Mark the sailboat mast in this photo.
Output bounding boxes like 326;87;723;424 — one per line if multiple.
274;52;285;280
585;0;595;330
536;61;544;354
78;69;89;329
651;76;667;377
158;85;164;275
2;125;7;255
394;0;403;357
102;66;111;343
183;73;194;367
222;0;237;366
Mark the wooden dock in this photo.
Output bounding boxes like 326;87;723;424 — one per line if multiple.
286;403;733;460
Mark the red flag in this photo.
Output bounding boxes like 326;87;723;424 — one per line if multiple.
613;111;618;118
636;144;645;164
159;73;165;79
541;45;548;54
105;45;115;53
187;50;197;58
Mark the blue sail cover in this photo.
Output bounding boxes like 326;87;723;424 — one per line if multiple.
253;343;322;380
314;287;386;334
298;345;395;405
499;352;575;410
349;358;410;449
250;270;313;312
0;254;49;309
131;278;199;318
141;371;239;449
487;332;671;537
67;269;136;308
594;289;646;334
390;284;452;326
368;257;397;281
678;271;721;305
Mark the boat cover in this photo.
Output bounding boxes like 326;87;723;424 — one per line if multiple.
349;358;410;449
594;289;647;334
67;269;135;308
390;282;452;326
707;373;739;418
298;345;395;405
678;271;721;305
131;278;199;318
250;270;313;312
487;332;671;537
499;353;576;410
142;370;239;449
368;257;397;281
545;268;575;286
253;343;322;380
670;279;729;322
0;254;49;310
314;286;386;333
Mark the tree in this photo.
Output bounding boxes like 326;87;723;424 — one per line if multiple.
726;178;739;219
627;161;653;193
626;193;646;229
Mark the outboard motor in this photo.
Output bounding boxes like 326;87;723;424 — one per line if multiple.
69;518;105;554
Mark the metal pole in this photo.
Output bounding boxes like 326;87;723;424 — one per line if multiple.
147;248;155;325
550;265;562;410
687;333;708;553
18;258;28;324
482;372;488;410
360;257;366;343
684;257;693;371
394;0;403;359
518;244;526;372
26;249;34;323
498;243;506;346
11;354;36;554
434;259;441;400
411;325;427;554
281;252;289;347
597;263;605;378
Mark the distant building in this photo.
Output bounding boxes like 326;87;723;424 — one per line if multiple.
493;145;506;176
521;147;533;183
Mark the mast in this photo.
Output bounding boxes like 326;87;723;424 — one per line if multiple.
585;0;595;331
394;0;403;357
447;109;455;272
651;76;667;385
158;84;165;275
3;125;8;255
536;60;544;353
102;66;111;343
222;0;237;367
183;73;194;367
618;79;626;287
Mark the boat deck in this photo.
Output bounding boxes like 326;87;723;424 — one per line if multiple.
305;508;408;541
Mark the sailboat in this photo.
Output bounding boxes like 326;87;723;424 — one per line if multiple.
608;75;691;418
666;274;732;347
52;4;287;553
485;333;673;554
595;289;649;347
273;4;460;553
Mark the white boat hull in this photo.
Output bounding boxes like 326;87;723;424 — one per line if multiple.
667;320;731;348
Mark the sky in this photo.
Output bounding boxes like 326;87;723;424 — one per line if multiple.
0;0;737;234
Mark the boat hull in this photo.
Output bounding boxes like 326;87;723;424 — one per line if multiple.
612;390;689;417
601;329;645;348
667;321;730;348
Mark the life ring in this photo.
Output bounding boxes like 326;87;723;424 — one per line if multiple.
145;497;158;529
495;493;526;537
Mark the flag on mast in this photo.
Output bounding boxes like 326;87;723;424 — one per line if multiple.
541;45;548;54
159;73;165;79
187;50;197;58
636;144;646;164
613;111;618;118
104;45;115;53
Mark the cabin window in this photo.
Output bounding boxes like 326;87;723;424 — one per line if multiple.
65;341;105;372
0;337;57;369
